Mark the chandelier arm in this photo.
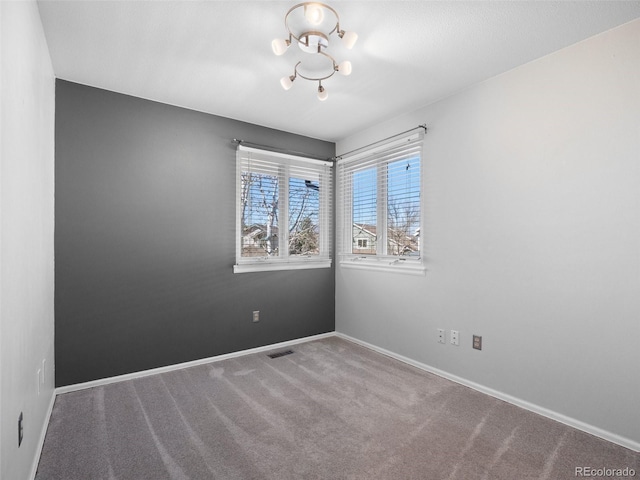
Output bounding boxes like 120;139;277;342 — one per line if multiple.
318;50;338;70
319;3;340;36
292;61;302;77
295;69;336;83
294;51;338;82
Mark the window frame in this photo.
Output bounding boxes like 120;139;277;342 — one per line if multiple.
337;131;425;275
234;145;333;274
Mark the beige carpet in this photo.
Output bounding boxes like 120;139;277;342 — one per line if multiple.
36;337;638;479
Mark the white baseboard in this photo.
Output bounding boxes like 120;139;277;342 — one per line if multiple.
335;331;640;453
49;329;639;457
56;332;335;395
29;389;56;480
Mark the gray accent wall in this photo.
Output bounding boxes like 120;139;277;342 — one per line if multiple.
55;80;335;387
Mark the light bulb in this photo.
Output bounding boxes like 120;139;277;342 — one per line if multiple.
317;85;328;101
304;4;324;25
340;30;358;49
271;38;289;56
338;60;352;76
280;75;295;90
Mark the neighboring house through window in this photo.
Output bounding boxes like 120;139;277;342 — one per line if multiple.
337;129;425;274
353;224;376;254
234;145;333;273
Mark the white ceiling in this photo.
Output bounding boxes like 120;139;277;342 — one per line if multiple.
37;1;640;142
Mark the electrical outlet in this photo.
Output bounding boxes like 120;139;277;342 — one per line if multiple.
473;335;482;350
18;412;24;447
451;330;459;346
437;328;445;344
253;311;260;323
37;369;41;396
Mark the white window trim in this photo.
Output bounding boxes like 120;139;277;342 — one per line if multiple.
234;145;333;274
337;131;425;275
340;256;426;275
233;259;331;274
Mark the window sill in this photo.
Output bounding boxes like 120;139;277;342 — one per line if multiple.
234;259;332;274
339;257;426;276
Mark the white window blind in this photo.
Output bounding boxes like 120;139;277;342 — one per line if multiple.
235;145;333;273
337;131;425;274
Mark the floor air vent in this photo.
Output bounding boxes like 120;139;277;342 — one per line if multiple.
267;349;294;359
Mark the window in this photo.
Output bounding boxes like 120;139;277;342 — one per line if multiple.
234;145;333;273
337;130;425;274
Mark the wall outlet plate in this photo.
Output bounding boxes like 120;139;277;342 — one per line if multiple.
451;330;459;346
437;328;445;344
473;335;482;350
252;311;260;323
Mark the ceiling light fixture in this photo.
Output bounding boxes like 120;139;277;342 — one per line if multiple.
272;2;357;101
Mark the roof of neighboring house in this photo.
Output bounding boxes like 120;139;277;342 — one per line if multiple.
353;223;377;236
243;225;279;238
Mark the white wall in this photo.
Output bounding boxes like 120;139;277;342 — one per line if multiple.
336;19;640;449
1;2;56;479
